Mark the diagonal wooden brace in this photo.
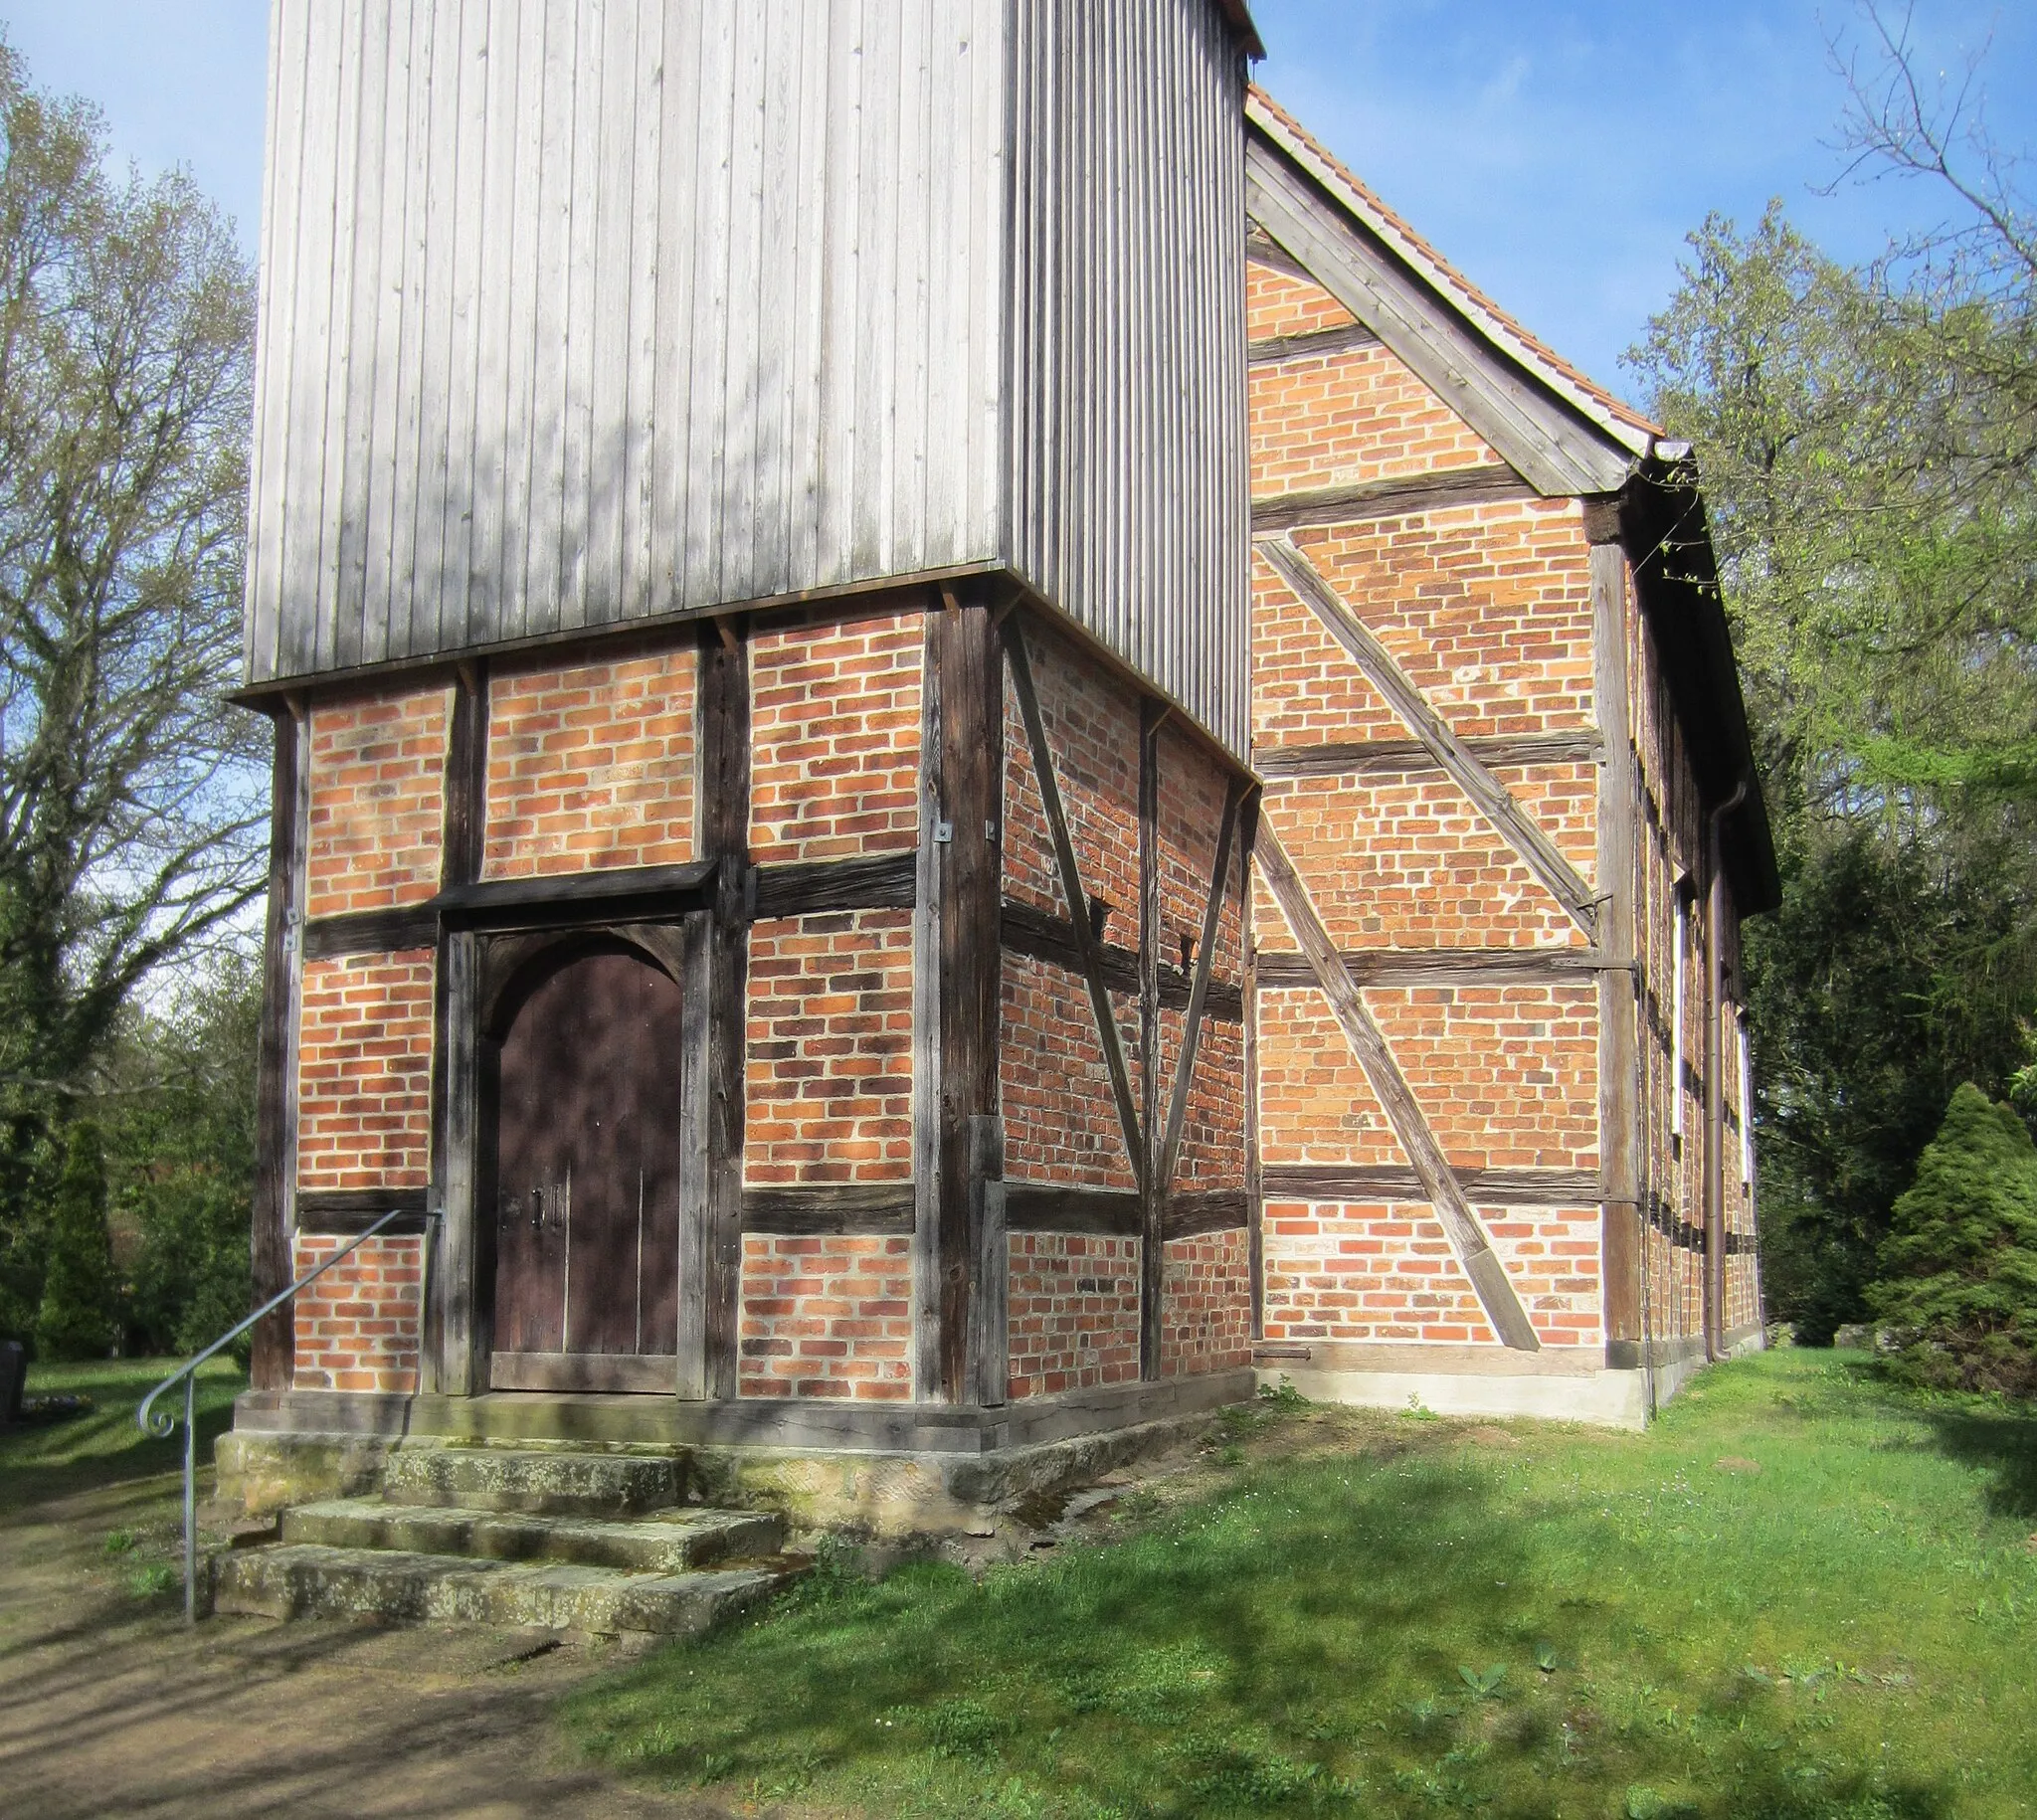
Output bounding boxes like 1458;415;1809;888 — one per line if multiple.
1001;618;1147;1190
1256;533;1598;942
1254;819;1541;1352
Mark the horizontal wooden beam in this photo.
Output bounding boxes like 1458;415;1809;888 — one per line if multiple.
1163;1189;1250;1240
1247;320;1382;366
1254;730;1602;780
1252;462;1537;533
1000;900;1244;1022
741;1183;915;1236
434;859;717;930
1006;1184;1142;1236
1004;1184;1251;1239
1256;946;1617;990
295;1186;432;1235
302;906;439;960
1262;1164;1601;1206
752;851;916;920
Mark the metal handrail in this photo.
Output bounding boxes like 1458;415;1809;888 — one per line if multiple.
137;1205;423;1623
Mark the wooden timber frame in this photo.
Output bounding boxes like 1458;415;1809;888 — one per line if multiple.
255;575;1258;1421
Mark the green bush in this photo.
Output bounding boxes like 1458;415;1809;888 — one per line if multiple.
34;1123;116;1361
1869;1083;2037;1396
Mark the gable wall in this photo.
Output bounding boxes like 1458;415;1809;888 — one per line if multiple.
1246;254;1606;1358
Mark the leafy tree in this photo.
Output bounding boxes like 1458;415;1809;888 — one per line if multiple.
1629;2;2037;1338
0;42;263;1339
103;958;257;1358
1870;1083;2037;1397
34;1119;113;1360
1746;826;2031;1344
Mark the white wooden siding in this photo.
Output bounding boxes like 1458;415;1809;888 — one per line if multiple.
1006;0;1250;756
246;0;1249;757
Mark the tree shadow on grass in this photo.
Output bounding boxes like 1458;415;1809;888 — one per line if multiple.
0;1361;244;1519
1913;1400;2037;1520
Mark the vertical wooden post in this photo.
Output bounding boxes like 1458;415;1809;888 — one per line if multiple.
426;662;487;1394
249;698;308;1392
437;929;486;1394
680;619;750;1401
1588;517;1644;1354
1240;792;1265;1339
1138;701;1165;1379
914;590;1005;1404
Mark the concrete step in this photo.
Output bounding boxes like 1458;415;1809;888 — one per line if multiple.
380;1446;682;1517
213;1544;799;1634
280;1499;784;1573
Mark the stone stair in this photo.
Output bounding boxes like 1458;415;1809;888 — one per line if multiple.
213;1445;803;1635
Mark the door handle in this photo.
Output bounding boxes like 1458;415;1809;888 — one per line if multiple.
530;1186;544;1232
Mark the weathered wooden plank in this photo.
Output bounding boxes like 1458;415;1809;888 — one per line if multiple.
1590;538;1645;1346
1254;820;1542;1351
1252;463;1535;533
1246;318;1381;365
1252;731;1604;782
1254;947;1615;991
296;1187;432;1236
1162;1189;1250;1241
1155;779;1246;1200
678;624;749;1401
250;703;308;1391
931;592;1004;1404
436;927;485;1393
1261;1165;1603;1206
1006;1184;1144;1236
1000;617;1146;1186
300;906;440;960
751;852;917;919
432;859;716;927
1240;793;1265;1338
741;1183;916;1236
1139;702;1165;1379
441;661;488;886
910;600;946;1399
1257;534;1598;941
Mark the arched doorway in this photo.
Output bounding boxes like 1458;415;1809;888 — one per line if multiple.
485;939;686;1391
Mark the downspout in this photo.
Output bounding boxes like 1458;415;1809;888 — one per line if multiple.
1704;777;1748;1361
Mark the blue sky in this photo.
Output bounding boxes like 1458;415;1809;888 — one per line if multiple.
2;2;2030;399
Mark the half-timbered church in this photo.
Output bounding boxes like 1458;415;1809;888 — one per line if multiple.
213;2;1773;1622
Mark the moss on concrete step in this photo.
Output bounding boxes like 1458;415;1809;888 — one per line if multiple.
213;1544;794;1634
280;1499;783;1572
379;1445;682;1516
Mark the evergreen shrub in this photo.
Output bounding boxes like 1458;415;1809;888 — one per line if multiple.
1870;1084;2037;1397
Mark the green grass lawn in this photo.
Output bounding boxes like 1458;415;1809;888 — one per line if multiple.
2;1355;248;1520
568;1351;2037;1819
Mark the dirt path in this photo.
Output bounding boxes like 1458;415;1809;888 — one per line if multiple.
0;1473;739;1819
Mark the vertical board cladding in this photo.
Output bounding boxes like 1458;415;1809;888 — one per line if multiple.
304;688;449;916
483;646;696;876
739;1233;914;1400
247;0;1251;761
750;614;922;860
249;0;1009;682
745;910;916;1185
1007;1233;1141;1399
1007;0;1251;758
291;1233;423;1392
295;952;436;1191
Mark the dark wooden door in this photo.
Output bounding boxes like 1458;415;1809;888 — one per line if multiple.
488;944;686;1391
